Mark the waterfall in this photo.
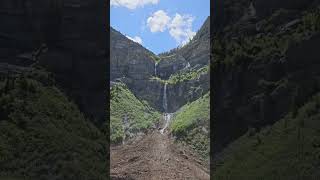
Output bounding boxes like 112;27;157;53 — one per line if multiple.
186;62;190;69
154;62;158;77
163;83;167;112
249;2;256;17
160;83;170;134
160;113;171;134
183;62;191;70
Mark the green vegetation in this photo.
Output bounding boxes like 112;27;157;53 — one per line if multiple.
158;54;176;60
213;8;320;68
0;71;107;179
213;93;320;180
149;66;209;85
170;93;210;160
167;66;209;84
150;54;161;63
110;83;161;144
211;5;320;179
158;47;181;57
149;76;167;84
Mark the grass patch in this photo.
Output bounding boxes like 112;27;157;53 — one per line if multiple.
170;93;210;160
110;83;161;144
213;93;320;180
150;55;161;63
149;66;209;85
0;73;107;179
167;66;209;84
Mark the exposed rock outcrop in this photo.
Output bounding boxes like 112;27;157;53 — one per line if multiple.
157;54;187;80
158;16;210;77
110;27;154;80
110;27;162;109
166;72;210;112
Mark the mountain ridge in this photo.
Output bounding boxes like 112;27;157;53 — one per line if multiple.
110;16;210;113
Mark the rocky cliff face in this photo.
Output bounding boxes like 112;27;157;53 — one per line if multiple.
158;17;210;78
110;27;155;80
110;17;210;113
110;27;163;109
166;72;210;112
157;54;187;80
163;17;210;112
212;0;320;154
0;0;107;125
175;16;210;67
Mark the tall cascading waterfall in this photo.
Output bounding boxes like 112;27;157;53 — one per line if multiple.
154;62;158;77
163;83;167;112
160;83;171;134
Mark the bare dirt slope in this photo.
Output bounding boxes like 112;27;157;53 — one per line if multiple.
111;129;209;180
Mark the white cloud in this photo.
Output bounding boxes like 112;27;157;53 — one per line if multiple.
168;13;196;46
146;11;196;46
147;10;171;33
126;35;143;44
111;0;159;10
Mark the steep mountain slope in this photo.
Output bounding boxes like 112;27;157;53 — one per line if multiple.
172;16;210;68
0;0;108;179
170;93;210;162
110;82;160;144
212;0;320;178
0;0;107;125
110;17;210;113
110;27;155;81
158;17;210;112
157;17;210;79
110;27;163;110
0;68;107;180
212;0;320;153
213;93;320;179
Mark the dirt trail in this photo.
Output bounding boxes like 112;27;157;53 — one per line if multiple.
111;129;210;180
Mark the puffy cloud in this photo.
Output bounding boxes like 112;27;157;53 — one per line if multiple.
111;0;159;10
146;11;196;46
126;35;143;44
147;10;171;33
168;13;196;46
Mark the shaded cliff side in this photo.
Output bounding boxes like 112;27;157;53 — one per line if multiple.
212;0;320;154
0;0;108;179
0;0;107;125
211;0;320;178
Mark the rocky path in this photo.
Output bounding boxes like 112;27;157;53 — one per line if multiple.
110;125;210;179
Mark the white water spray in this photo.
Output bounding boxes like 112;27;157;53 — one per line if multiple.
160;113;171;134
163;83;167;112
160;83;171;134
154;62;158;77
185;62;191;69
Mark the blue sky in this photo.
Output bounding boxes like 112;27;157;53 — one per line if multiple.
110;0;210;54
